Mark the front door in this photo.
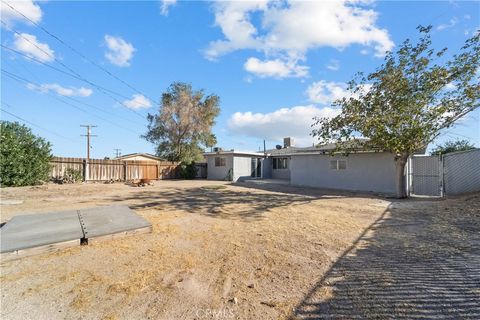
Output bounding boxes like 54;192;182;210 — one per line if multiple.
251;158;262;178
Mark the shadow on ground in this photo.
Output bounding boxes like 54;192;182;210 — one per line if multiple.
232;180;386;199
107;184;332;221
291;194;480;319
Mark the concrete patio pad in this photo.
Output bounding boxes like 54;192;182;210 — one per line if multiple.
0;210;83;254
0;206;151;260
79;205;152;242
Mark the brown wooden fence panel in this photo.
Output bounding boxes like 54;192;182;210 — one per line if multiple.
88;159;124;181
50;157;84;180
158;162;179;179
49;157;179;181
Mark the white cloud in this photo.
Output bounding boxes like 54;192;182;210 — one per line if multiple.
104;35;136;67
205;0;394;77
306;80;372;104
326;59;340;71
437;17;458;31
244;57;308;78
306;81;349;104
27;83;93;97
0;0;42;25
204;1;268;60
228;105;340;146
160;0;177;16
123;94;152;109
13;33;54;62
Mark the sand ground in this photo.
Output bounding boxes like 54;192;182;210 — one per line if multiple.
0;180;478;319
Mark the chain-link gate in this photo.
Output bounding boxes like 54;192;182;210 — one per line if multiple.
408;155;443;197
443;149;480;195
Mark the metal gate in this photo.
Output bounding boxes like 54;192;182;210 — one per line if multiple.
408;155;443;197
443;149;480;195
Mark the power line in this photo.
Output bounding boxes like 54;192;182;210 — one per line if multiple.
1;0;156;103
0;22;149;119
1;69;144;135
1;44;133;100
1;103;75;141
2;43;149;124
4;54;143;125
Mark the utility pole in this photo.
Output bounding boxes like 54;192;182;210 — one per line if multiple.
80;125;97;160
114;148;121;158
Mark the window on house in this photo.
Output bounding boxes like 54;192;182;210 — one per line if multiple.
273;158;288;170
330;159;347;170
215;157;226;167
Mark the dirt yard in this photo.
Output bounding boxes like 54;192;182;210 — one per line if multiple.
0;180;479;320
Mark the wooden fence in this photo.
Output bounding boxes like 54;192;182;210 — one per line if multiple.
50;157;180;181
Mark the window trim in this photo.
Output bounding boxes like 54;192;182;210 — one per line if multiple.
330;159;347;170
272;157;289;170
214;157;226;167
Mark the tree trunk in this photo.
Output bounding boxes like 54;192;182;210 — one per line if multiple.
394;153;409;198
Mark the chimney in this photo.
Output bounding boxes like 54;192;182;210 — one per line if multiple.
283;137;294;148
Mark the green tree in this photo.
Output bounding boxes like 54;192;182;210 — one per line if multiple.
431;139;475;155
144;82;220;163
312;27;479;198
0;121;52;187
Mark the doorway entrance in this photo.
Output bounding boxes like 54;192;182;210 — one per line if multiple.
251;158;262;178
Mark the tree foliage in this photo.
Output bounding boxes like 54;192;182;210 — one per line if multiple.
0;121;52;187
178;162;198;179
431;139;475;155
312;27;479;197
144;82;220;163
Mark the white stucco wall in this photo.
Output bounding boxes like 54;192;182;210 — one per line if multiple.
206;155;234;180
206;154;258;182
290;152;397;194
272;168;290;180
262;158;272;178
233;156;254;181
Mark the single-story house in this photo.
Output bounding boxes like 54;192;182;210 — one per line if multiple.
204;138;398;194
114;153;163;162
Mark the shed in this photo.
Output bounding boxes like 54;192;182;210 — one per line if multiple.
114;153;163;162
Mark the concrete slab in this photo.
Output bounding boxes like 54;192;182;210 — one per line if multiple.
0;206;152;260
79;206;151;240
0;210;84;253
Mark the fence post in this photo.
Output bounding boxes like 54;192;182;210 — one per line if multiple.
440;154;445;198
83;159;88;182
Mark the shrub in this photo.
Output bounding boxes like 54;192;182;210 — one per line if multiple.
179;162;198;179
64;168;83;183
0;121;52;187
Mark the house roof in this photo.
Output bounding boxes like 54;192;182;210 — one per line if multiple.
204;150;265;157
114;153;164;161
203;139;387;158
266;139;383;156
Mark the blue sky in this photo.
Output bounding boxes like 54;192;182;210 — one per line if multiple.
1;0;479;158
